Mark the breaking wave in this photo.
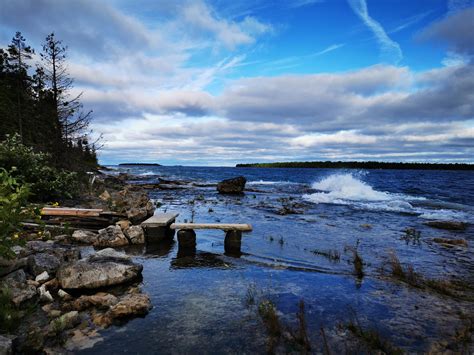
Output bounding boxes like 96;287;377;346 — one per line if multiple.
302;173;469;221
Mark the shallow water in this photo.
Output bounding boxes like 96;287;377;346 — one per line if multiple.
81;167;474;353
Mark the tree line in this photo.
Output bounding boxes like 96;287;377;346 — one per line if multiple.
0;31;98;171
236;161;474;170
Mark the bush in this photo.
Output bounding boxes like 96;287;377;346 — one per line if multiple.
0;169;34;258
0;134;79;202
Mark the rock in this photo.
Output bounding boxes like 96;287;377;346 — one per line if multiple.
108;293;152;319
0;256;29;277
425;220;468;231
99;190;111;201
39;285;54;303
43;278;59;291
116;219;131;231
0;334;13;355
57;249;142;289
127;207;148;225
96;225;129;247
2;269;37;306
52;234;70;243
432;238;468;247
35;271;50;283
57;289;72;301
72;230;98;244
124;225;145;244
72;293;118;311
217;176;246;194
48;310;62;318
50;311;80;332
28;253;61;277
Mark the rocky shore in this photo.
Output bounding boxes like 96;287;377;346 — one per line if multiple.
0;172;157;353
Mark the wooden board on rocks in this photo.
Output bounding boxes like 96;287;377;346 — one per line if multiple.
170;223;252;232
41;207;103;217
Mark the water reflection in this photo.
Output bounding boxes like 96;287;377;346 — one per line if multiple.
171;251;233;269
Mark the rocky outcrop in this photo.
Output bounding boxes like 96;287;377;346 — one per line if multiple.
96;225;129;247
57;248;142;289
124;225;145;244
425;220;468;231
217;176;246;194
24;241;81;277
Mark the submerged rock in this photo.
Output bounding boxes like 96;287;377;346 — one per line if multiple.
124;225;145;244
425;220;468;231
217;176;246;194
57;248;142;289
432;238;468;247
72;292;118;311
96;225;129;247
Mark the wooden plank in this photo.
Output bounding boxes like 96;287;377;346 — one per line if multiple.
170;223;252;232
41;207;103;217
141;213;179;227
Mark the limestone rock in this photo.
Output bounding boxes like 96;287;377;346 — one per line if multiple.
58;289;72;301
96;225;129;247
116;219;131;231
108;293;152;319
125;225;145;244
39;285;54;303
72;230;98;244
217;176;246;194
2;269;37;306
35;271;50;283
72;292;118;311
57;249;142;289
25;241;80;276
28;253;61;276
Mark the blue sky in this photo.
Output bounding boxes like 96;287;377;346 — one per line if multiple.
1;0;473;165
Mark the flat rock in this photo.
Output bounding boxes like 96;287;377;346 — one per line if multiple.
425;220;468;231
96;225;129;247
57;250;142;289
72;230;98;244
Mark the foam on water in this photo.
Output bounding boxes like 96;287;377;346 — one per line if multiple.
247;180;300;186
302;173;470;221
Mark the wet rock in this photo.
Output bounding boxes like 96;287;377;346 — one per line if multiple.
432;238;468;247
2;269;37;306
0;334;13;355
425;220;468;231
72;292;118;311
124;225;145;244
217;176;246;194
72;230;98;244
57;248;142;289
35;271;50;283
96;225;129;247
108;293;151;319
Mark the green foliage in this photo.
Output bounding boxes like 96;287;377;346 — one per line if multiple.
0;134;79;201
0;286;21;332
0;168;32;258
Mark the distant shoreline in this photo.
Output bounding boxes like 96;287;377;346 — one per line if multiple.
236;161;474;170
118;163;162;166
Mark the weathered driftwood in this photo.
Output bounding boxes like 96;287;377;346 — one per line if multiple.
21;222;97;232
170;223;252;232
41;207;103;217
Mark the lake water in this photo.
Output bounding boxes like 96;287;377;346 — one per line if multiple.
80;166;474;353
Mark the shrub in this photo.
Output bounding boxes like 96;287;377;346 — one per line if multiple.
0;168;33;258
0;134;79;202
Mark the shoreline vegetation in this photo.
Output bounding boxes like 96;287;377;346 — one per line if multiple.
236;161;474;170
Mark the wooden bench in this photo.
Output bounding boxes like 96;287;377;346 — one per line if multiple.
141;213;179;242
170;222;252;255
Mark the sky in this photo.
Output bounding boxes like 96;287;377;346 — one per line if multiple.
0;0;473;166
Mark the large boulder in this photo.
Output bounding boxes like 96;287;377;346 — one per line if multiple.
217;176;246;194
124;225;145;244
96;225;129;247
24;241;80;277
57;248;142;289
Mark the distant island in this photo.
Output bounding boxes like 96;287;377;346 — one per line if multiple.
119;163;162;166
236;161;474;170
